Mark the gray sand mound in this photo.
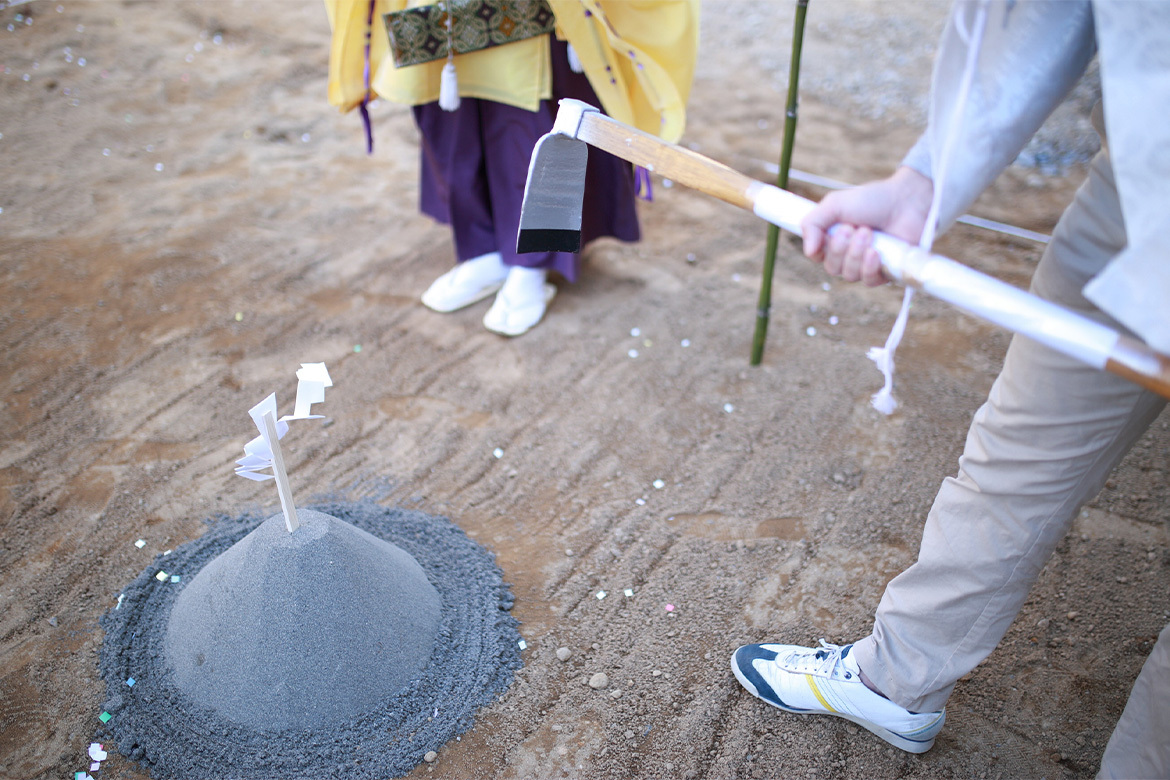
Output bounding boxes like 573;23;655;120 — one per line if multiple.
98;501;521;780
165;509;443;731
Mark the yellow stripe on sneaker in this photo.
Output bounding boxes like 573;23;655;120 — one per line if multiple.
805;675;837;713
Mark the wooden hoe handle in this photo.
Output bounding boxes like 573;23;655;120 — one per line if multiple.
1107;336;1170;399
577;111;759;211
573;111;1170;401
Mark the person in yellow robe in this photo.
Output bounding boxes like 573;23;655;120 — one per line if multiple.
326;0;698;335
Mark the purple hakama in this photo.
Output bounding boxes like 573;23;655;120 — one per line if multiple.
412;38;640;283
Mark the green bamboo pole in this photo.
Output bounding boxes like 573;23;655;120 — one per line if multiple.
750;0;810;365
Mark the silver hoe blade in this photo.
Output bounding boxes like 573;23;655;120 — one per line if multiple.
516;131;589;254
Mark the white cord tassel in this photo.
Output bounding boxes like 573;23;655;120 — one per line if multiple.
867;287;914;415
439;60;460;112
567;43;584;74
867;0;989;416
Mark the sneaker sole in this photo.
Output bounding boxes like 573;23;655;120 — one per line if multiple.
730;648;943;754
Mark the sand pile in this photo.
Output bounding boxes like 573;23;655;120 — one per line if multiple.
98;501;521;780
165;509;442;731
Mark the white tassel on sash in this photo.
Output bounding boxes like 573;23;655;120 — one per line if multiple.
439;60;460;112
567;43;584;74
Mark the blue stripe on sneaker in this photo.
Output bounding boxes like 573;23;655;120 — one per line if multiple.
734;645;777;701
733;645;813;713
900;711;945;740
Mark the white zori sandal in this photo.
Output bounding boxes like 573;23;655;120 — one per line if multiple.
421;251;509;313
482;267;556;337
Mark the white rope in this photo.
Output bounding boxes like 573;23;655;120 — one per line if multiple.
868;0;989;415
438;1;460;111
867;287;915;414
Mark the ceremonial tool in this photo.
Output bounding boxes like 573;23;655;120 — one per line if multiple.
752;0;810;366
517;99;1170;400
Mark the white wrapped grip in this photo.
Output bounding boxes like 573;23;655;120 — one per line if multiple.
746;181;1119;371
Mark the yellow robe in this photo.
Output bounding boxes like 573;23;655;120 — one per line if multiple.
324;0;698;143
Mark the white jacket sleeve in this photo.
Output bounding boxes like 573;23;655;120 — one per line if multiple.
904;1;1096;233
1082;0;1170;355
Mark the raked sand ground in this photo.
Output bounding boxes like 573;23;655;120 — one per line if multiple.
1;2;1167;779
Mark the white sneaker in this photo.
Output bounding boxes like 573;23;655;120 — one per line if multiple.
482;267;556;336
731;640;945;753
421;251;508;313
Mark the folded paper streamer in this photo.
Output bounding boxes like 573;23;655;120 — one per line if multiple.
234;363;333;533
234;363;333;482
383;0;555;69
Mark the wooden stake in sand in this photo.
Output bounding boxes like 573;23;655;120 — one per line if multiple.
234;363;333;533
261;409;299;532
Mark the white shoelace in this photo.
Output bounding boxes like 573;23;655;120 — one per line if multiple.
787;639;851;678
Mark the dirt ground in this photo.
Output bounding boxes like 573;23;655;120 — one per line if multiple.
1;2;1168;779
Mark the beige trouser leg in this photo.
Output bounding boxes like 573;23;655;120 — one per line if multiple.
852;149;1166;732
1098;624;1170;778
